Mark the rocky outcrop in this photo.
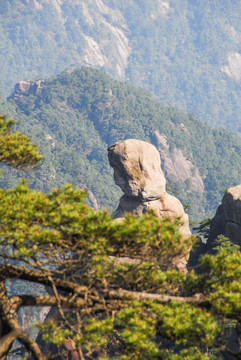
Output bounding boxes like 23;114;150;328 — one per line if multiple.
21;0;42;10
21;0;63;12
36;139;192;357
87;189;99;210
108;139;191;273
108;139;166;201
153;131;204;193
80;0;131;78
221;51;241;82
12;80;45;100
207;184;241;252
199;184;241;360
150;1;170;19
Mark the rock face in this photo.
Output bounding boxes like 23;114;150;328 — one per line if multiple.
80;0;131;78
153;130;205;193
207;184;241;251
108;139;166;201
12;80;45;100
221;51;241;82
108;139;191;273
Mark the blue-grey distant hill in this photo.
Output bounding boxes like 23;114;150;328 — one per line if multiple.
1;0;241;135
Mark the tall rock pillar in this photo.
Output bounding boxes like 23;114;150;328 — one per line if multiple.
108;139;191;273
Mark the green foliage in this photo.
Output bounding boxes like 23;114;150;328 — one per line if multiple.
193;218;212;242
201;248;241;316
0;181;194;275
0;114;42;169
152;301;219;346
0;117;241;359
159;347;216;360
0;182;239;358
114;303;159;359
213;234;241;252
37;320;72;346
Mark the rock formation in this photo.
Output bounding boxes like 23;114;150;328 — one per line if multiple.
108;139;191;273
207;184;241;252
36;139;192;357
11;80;45;101
153;130;205;193
221;51;241;82
206;184;241;360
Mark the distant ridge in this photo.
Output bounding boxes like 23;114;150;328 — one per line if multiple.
1;1;241;136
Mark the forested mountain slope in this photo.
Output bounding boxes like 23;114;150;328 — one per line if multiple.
2;67;241;220
1;0;241;135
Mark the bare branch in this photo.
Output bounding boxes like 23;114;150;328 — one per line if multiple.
0;264;88;294
216;342;241;359
0;281;45;360
106;289;209;305
0;329;21;360
14;295;86;308
1;265;210;308
15;326;46;360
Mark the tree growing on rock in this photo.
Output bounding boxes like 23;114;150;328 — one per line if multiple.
0;115;241;360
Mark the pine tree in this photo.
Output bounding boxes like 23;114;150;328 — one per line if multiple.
0;115;240;359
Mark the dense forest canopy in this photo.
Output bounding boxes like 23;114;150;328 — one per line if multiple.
1;0;241;135
1;67;241;220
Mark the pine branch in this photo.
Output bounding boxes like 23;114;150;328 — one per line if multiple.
106;289;209;305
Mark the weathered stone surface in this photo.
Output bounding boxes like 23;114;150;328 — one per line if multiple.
207;184;241;251
222;322;241;360
221;51;241;82
12;80;45;100
153;130;205;193
108;139;191;273
113;193;190;239
108;139;166;200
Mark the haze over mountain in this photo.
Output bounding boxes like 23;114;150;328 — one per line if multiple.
2;67;241;220
1;0;241;135
2;3;241;356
